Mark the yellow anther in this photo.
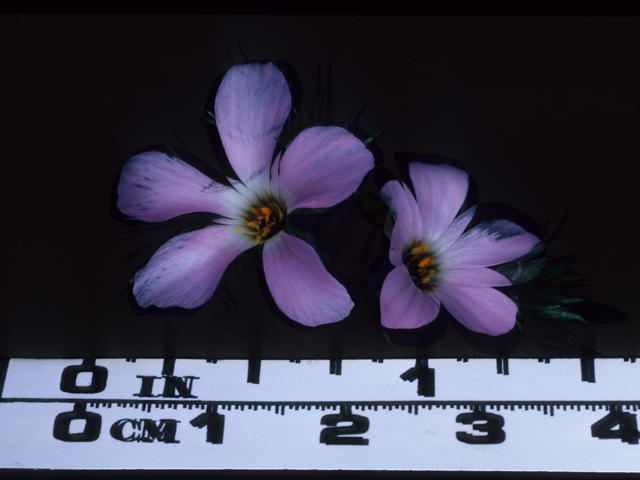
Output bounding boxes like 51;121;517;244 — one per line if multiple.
405;242;438;290
411;244;430;256
240;197;286;244
420;269;436;283
269;203;283;222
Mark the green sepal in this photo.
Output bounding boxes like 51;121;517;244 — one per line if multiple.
204;110;216;125
178;221;217;236
518;303;588;324
134;212;221;231
531;294;586;304
351;190;390;226
288;205;337;216
495;242;548;285
364;130;387;147
530;250;582;285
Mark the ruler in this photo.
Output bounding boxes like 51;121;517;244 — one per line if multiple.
0;357;638;472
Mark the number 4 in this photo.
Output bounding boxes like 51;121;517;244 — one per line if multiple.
591;406;639;445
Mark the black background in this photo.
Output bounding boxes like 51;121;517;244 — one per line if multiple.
1;15;638;359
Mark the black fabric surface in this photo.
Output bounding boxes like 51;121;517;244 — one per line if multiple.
1;15;638;358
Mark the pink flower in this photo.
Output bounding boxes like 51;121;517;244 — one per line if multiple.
380;162;540;335
117;62;374;326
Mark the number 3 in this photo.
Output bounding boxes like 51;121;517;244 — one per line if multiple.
456;411;506;444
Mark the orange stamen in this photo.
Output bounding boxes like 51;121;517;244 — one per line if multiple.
406;243;437;290
241;199;285;245
411;244;430;256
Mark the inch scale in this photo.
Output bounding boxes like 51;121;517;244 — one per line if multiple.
0;357;639;471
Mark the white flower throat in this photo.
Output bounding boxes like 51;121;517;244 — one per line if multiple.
403;242;439;291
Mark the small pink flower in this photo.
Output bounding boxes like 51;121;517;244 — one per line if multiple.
117;62;374;326
380;162;540;335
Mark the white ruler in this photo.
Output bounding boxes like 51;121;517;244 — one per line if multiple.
0;358;638;471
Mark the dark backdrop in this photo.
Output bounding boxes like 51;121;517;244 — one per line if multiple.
1;15;638;358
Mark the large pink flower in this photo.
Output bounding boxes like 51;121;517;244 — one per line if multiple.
117;62;374;326
380;162;540;335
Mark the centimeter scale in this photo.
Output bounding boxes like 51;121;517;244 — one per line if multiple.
0;357;638;471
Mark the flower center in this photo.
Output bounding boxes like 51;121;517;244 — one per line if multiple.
236;197;286;244
403;242;438;290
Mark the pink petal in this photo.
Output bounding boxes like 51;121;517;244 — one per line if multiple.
277;126;374;211
409;163;469;245
443;219;541;268
133;225;254;309
432;205;476;253
380;266;441;329
380;180;424;267
439;266;512;287
117;151;245;222
262;232;354;327
269;151;283;194
435;282;518;336
214;62;291;184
